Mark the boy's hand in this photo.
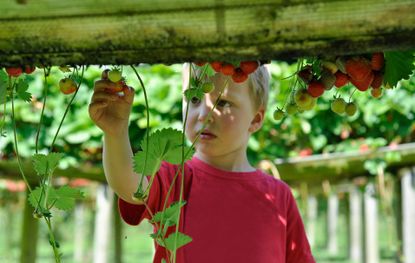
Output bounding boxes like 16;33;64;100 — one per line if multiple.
88;70;135;137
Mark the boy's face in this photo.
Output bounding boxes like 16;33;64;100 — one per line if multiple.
183;72;264;159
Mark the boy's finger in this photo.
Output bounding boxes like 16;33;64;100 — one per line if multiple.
122;86;135;103
94;79;117;92
88;101;107;117
91;92;119;102
101;69;110;80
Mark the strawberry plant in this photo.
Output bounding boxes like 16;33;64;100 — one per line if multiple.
270;51;415;121
0;65;86;262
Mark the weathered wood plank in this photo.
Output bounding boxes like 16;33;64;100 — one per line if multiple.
0;0;414;66
274;143;415;186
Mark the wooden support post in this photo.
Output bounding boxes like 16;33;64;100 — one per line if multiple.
19;188;39;263
73;201;87;263
349;185;363;263
306;195;317;248
93;184;114;263
363;183;379;263
327;192;339;255
113;194;122;263
400;167;415;263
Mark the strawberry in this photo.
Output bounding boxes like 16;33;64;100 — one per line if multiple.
297;66;313;84
6;67;23;77
59;78;77;94
345;57;372;81
24;66;36;74
210;62;223;72
221;63;235;76
294;89;314;109
350;71;374;91
334;72;349;88
371;52;384;71
108;69;122;83
232;68;248;83
321;60;338;74
240;61;259;74
194;62;206;67
371;72;383;89
307;80;325;98
371;88;383;98
320;70;336;90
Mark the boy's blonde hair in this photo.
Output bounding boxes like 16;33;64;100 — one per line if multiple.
182;63;270;111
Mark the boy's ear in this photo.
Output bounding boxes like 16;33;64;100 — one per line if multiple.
248;106;265;133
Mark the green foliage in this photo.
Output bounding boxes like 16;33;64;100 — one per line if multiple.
32;153;65;178
29;185;84;212
384;51;415;87
133;128;194;176
15;78;32;102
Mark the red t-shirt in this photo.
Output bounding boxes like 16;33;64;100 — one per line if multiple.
118;157;315;263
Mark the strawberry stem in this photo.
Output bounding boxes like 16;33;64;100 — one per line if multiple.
49;66;84;152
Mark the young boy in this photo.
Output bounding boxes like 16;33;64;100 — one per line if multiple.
88;64;315;263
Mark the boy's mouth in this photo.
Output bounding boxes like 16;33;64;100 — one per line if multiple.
199;130;216;140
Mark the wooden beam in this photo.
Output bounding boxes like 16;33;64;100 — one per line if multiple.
274;143;415;186
1;143;415;187
0;0;414;66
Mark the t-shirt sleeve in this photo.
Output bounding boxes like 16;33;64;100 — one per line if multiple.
285;188;316;263
118;162;174;226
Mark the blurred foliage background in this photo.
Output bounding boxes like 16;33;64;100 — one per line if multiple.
1;62;414;166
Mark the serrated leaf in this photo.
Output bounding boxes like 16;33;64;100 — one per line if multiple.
384;51;415;88
163;232;192;251
53;186;85;211
28;186;84;211
28;187;47;210
32;153;65;177
16;79;31;102
133;128;191;176
184;88;203;102
152;201;186;226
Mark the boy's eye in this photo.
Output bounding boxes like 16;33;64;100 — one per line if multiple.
191;97;201;104
217;100;231;107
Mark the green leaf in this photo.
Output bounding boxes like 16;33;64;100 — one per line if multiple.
0;70;8;104
151;201;187;226
384;51;415;88
163;232;192;251
16;79;32;102
133;128;193;176
184;88;203;102
53;186;85;210
28;186;84;211
32;153;65;177
28;187;47;211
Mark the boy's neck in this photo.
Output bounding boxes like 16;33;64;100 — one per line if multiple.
194;151;256;172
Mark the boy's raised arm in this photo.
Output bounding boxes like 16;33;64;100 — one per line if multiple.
89;70;148;205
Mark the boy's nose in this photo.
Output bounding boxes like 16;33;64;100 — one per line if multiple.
198;100;214;123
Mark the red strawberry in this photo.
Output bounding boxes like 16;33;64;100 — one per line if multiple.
297;66;313;84
371;72;383;89
210;62;223;72
24;66;36;74
371;52;384;71
334;72;349;88
240;61;259;74
221;63;235;76
350;71;374;91
307;80;325;98
194;62;206;67
6;67;23;77
345;57;372;81
232;68;248;83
